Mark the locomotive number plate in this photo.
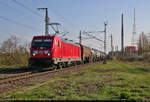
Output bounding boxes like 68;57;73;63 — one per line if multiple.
39;51;43;54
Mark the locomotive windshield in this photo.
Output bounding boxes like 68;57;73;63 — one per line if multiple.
32;39;52;49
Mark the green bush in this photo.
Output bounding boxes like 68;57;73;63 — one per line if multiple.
120;92;131;100
116;55;144;62
0;52;29;66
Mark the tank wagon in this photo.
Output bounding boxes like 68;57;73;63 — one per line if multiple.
91;48;105;62
80;45;92;63
28;35;105;68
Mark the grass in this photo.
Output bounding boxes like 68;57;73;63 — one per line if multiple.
1;60;150;100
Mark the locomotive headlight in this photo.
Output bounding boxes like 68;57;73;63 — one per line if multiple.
44;51;51;56
32;51;38;56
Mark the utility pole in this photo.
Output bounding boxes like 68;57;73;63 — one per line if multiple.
37;8;49;36
111;34;113;53
79;30;82;44
116;46;118;51
103;21;108;64
104;22;107;54
110;34;113;60
121;13;124;52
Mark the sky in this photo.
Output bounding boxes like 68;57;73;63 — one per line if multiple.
0;0;150;53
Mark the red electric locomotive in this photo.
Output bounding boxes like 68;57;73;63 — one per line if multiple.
28;35;81;67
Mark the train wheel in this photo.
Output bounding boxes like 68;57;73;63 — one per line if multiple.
62;62;65;68
53;65;57;70
59;63;63;70
65;62;69;68
28;62;33;69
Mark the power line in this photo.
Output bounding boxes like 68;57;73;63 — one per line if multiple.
84;31;104;40
39;0;79;30
0;1;25;14
81;31;105;52
0;16;38;30
39;0;77;39
0;1;39;31
59;25;70;33
38;0;71;36
39;0;80;42
12;0;41;17
83;31;104;42
0;1;39;30
82;41;104;52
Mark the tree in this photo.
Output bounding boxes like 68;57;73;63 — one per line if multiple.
0;35;19;53
0;35;30;66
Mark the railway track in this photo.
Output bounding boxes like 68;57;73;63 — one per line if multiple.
0;67;52;82
0;67;66;85
0;62;100;94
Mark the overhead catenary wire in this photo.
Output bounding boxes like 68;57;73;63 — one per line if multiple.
0;1;39;31
39;0;71;28
39;0;79;40
80;31;105;51
83;31;104;42
84;31;104;39
82;42;104;52
37;1;70;37
82;36;104;47
0;16;38;30
39;0;78;30
12;0;41;17
83;41;104;47
0;1;26;14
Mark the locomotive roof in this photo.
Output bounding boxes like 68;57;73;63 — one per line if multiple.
61;38;80;46
32;35;104;53
33;35;80;46
33;35;55;39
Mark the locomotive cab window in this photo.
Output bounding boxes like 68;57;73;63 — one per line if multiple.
32;39;52;50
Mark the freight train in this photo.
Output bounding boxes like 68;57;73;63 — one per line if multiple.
28;35;105;68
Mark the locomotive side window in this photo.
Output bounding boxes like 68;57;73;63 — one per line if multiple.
57;41;60;47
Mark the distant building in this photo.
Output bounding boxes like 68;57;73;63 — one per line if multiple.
125;46;137;55
138;32;150;54
109;51;122;56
